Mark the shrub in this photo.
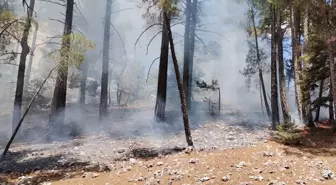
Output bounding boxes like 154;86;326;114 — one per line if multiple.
272;121;304;145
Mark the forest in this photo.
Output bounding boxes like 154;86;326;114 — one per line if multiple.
0;0;336;184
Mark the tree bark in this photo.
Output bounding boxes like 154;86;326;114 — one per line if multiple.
164;12;193;147
154;12;169;122
188;0;197;111
328;44;336;121
12;0;35;133
314;79;324;122
292;6;304;122
49;0;74;130
276;10;291;124
271;4;279;130
99;0;112;120
23;21;39;111
251;6;271;119
183;0;191;109
259;80;265;116
79;60;88;105
303;4;314;126
329;79;334;122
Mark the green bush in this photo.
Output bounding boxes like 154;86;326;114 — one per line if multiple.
273;122;304;145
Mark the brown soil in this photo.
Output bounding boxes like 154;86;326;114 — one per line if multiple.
2;124;336;185
51;140;336;185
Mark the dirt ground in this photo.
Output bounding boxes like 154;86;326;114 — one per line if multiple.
1;118;336;185
50;141;336;185
2;128;336;185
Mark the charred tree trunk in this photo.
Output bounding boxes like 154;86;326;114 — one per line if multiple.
188;0;197;111
259;81;265;115
251;6;271;119
99;0;112;120
23;21;39;110
116;82;123;106
79;60;88;105
108;72;112;105
12;0;35;133
182;0;191;110
164;12;193;146
314;79;324;122
12;42;20;82
49;0;74;129
154;12;169;122
277;10;291;124
271;5;279;130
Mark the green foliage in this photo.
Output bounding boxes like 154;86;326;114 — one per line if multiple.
159;0;179;15
0;4;23;63
299;32;330;106
311;96;331;111
274;122;304;145
49;34;95;70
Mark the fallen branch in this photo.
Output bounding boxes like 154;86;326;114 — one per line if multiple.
0;66;57;162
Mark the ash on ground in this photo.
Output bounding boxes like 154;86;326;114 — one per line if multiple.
0;108;269;174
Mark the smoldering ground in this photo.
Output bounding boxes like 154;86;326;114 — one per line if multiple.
0;104;270;174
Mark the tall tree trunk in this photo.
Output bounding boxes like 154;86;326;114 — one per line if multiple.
292;6;304;122
182;0;191;110
164;12;193;147
328;44;336;122
12;0;35;133
23;21;39;109
99;0;112;120
154;12;169;122
259;81;265;116
251;6;271;119
277;9;291;123
314;79;324;122
49;0;74;130
328;0;336;127
79;60;88;105
12;42;20;82
271;4;279;130
108;81;111;105
329;79;334;122
303;4;314;126
188;0;197;111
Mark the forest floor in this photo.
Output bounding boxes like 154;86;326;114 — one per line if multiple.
1;111;336;185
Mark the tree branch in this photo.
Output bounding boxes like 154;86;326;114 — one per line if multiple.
134;23;161;53
0;20;19;38
195;28;229;41
110;23;128;61
146;31;162;55
146;57;160;82
39;0;65;7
